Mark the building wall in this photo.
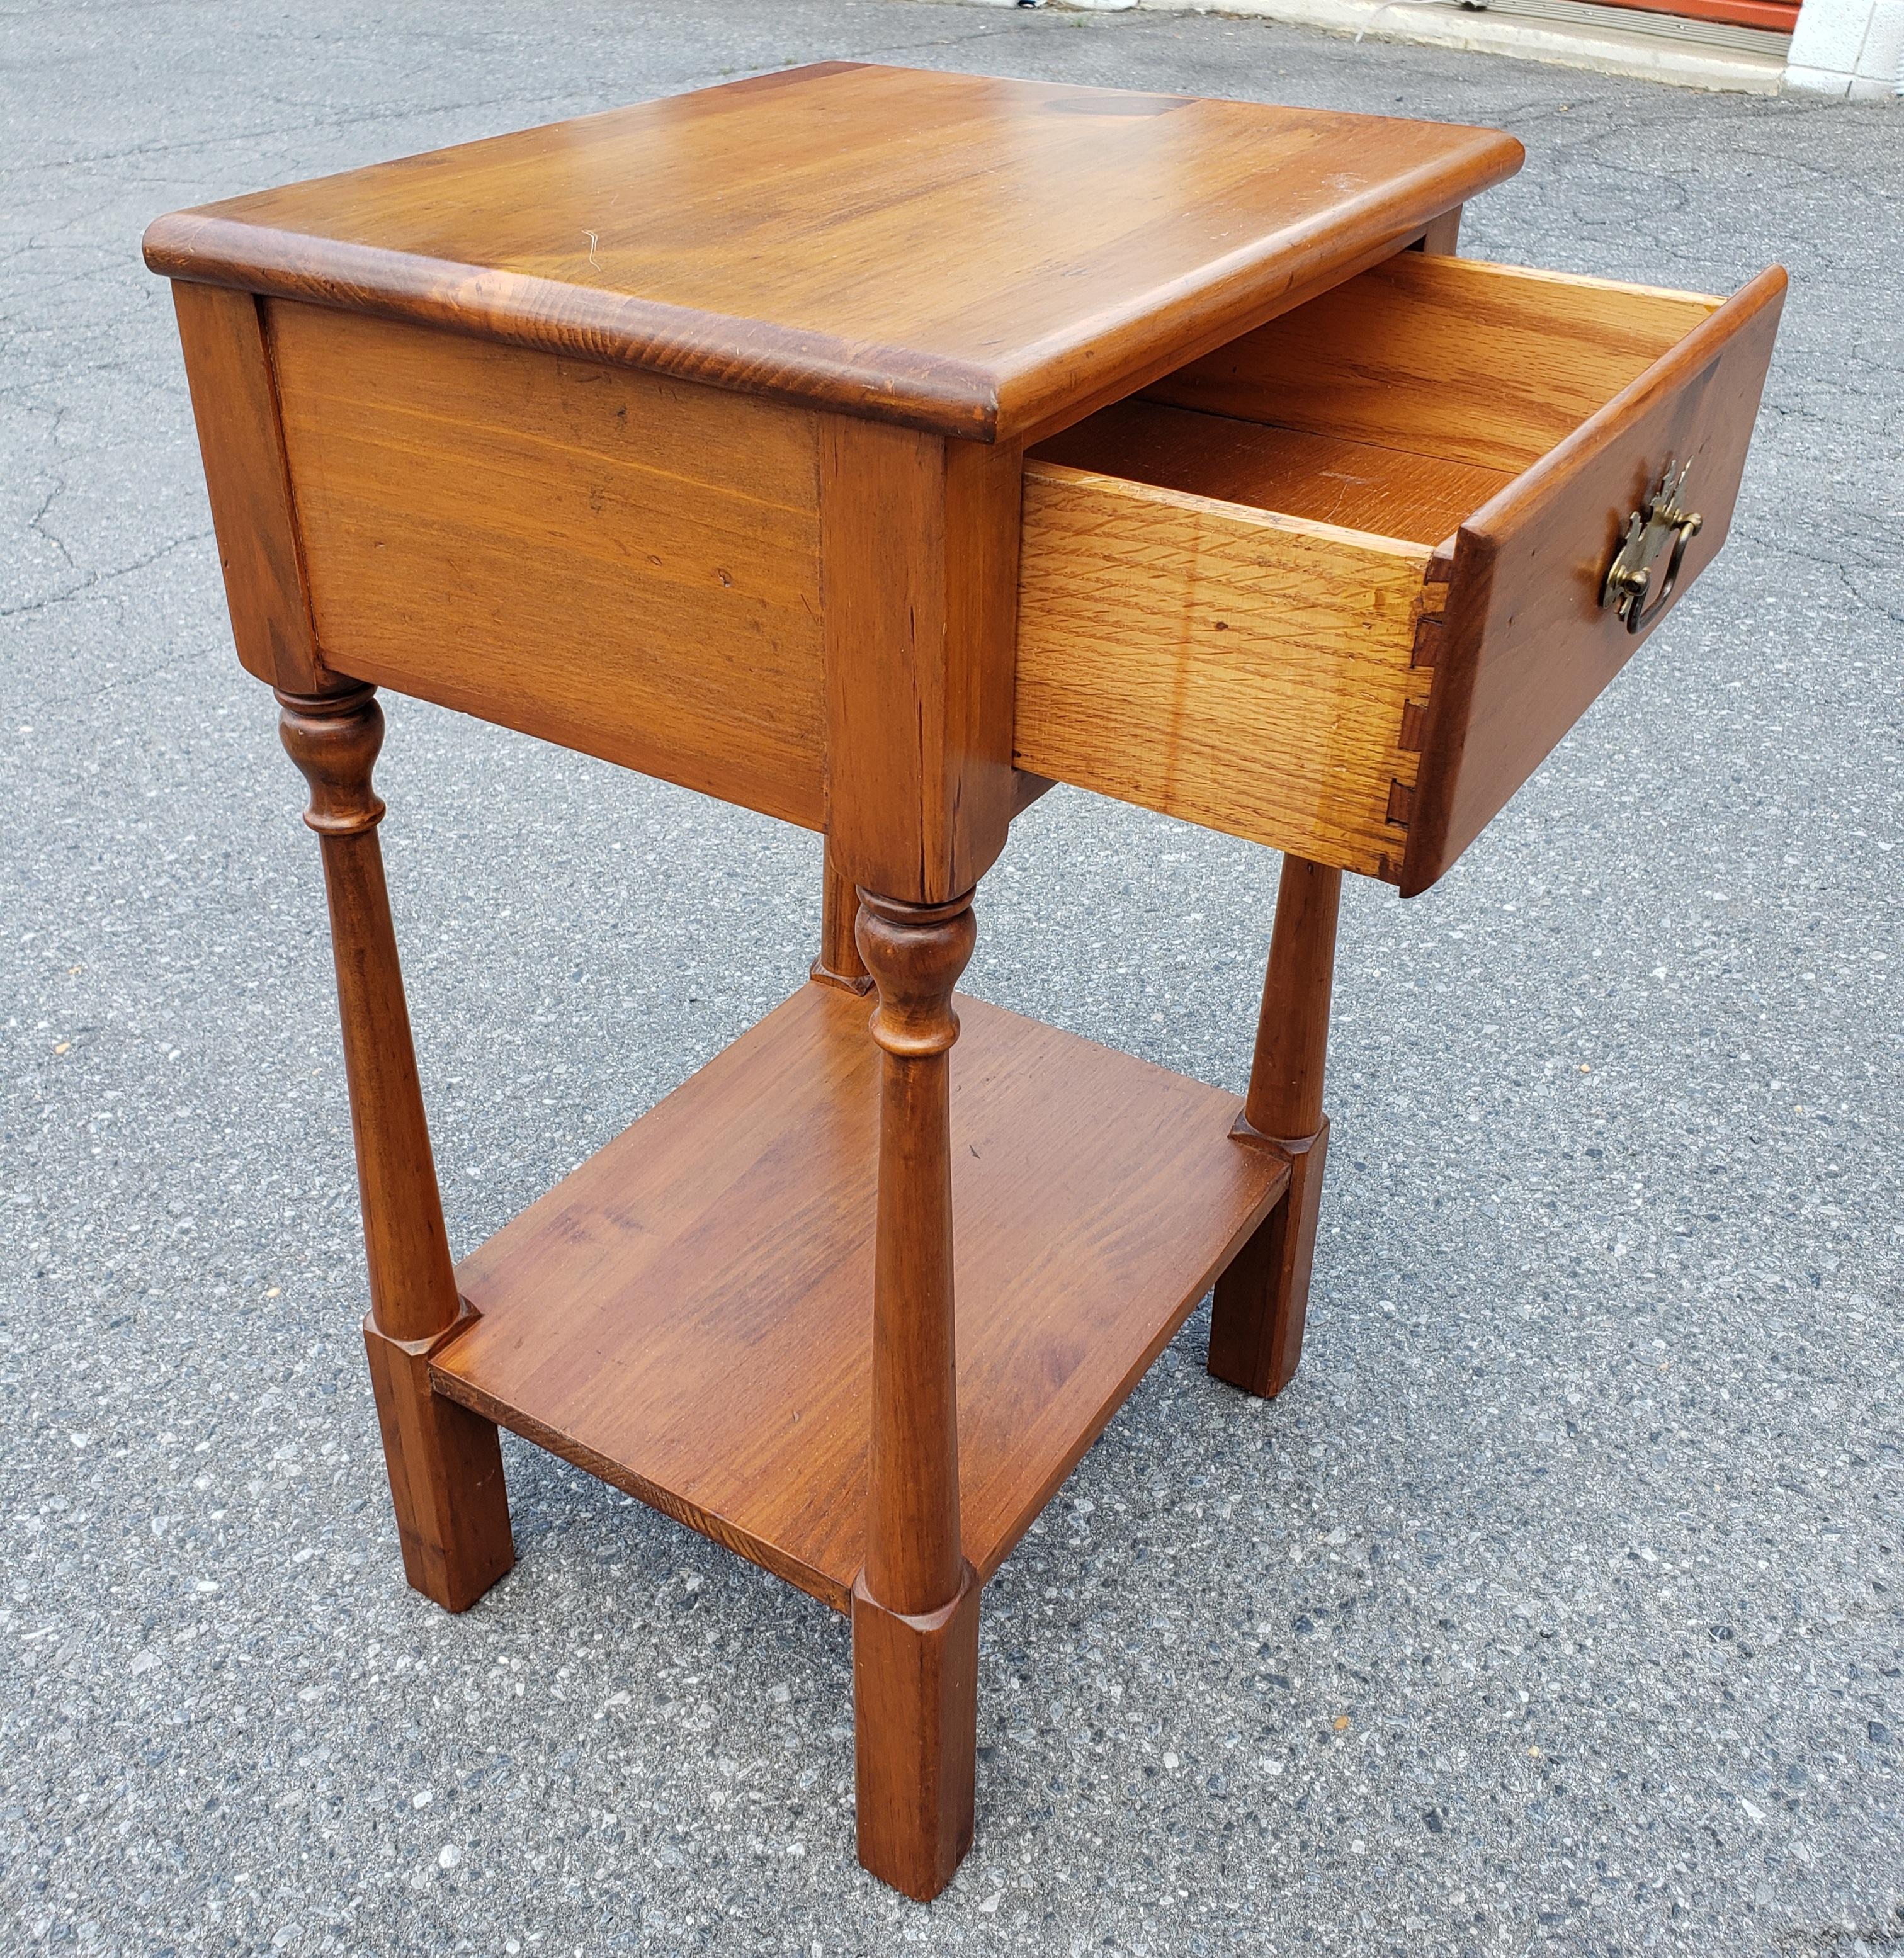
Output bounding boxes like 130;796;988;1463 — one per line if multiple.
1777;0;1901;88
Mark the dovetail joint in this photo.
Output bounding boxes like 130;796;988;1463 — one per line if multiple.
1386;579;1447;842
1410;611;1444;672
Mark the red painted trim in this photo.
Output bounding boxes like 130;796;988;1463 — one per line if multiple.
1590;0;1798;32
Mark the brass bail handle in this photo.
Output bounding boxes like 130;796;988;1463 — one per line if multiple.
1601;460;1703;635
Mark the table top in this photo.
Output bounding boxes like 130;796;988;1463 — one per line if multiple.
144;62;1521;442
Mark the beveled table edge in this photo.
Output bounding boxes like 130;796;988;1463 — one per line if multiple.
141;66;1524;443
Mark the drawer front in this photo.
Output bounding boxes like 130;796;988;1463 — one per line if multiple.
1017;253;1782;892
268;302;828;830
1403;265;1786;894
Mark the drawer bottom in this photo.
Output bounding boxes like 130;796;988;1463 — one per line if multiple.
1034;399;1514;547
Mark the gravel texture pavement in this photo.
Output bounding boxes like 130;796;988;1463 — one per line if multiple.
3;3;1901;1953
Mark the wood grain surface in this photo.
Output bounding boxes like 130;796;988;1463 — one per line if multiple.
856;894;976;1622
170;282;323;692
1020;254;1781;894
1148;251;1721;475
819;420;1021;903
1014;462;1436;878
144;64;1522;443
1034;399;1512;546
813;842;872;993
277;685;514;1610
851;893;980;1897
431;982;1288;1612
269;302;827;829
853;1568;980;1900
1206;857;1342;1400
1402;264;1787;894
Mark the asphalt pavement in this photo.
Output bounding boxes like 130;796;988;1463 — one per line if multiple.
3;3;1900;1952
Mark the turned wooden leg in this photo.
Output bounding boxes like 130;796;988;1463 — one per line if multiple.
851;888;980;1901
1208;856;1340;1400
278;684;514;1611
810;838;872;993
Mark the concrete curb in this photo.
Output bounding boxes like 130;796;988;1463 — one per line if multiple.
966;0;1794;92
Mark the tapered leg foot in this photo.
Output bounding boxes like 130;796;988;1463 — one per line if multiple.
853;1564;980;1901
362;1310;514;1612
280;684;514;1609
1208;1118;1330;1399
1210;853;1341;1400
849;886;979;1898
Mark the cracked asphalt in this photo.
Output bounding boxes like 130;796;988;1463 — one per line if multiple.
3;3;1901;1954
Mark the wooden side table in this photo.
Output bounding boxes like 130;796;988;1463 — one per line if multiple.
145;64;1783;1899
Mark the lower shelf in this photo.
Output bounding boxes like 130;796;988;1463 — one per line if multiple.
431;980;1288;1612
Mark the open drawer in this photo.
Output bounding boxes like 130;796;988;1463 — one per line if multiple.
1014;251;1785;894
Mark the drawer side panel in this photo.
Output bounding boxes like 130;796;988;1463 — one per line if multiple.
1014;465;1434;880
268;303;827;829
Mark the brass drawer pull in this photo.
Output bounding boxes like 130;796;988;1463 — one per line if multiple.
1602;460;1703;633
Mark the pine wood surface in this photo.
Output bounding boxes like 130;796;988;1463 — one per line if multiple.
169;282;322;693
1210;857;1342;1400
1033;399;1513;546
362;1311;516;1614
812;844;872;993
277;686;514;1609
268;301;827;829
819;421;1021;903
846;891;983;1896
1147;251;1723;475
1239;857;1342;1143
1015;254;1781;890
853;1569;980;1900
147;59;1791;1902
855;895;976;1622
1402;264;1787;894
431;982;1289;1614
1014;461;1437;880
143;64;1522;443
